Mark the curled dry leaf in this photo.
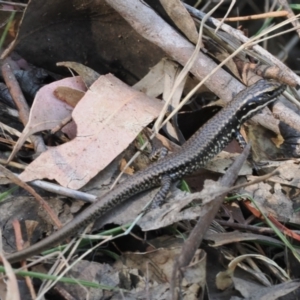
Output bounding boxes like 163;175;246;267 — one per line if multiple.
56;61;101;88
0;253;21;300
7;77;86;163
216;254;289;291
19;74;163;189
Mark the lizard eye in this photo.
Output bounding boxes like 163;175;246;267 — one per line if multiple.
266;90;276;97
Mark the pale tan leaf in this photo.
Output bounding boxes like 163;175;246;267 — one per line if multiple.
19;74;163;189
160;0;199;44
7;77;86;163
133;58;166;97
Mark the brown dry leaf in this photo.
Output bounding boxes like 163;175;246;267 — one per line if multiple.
7;76;86;163
53;86;85;107
19;74;163;189
120;158;134;175
24;220;39;247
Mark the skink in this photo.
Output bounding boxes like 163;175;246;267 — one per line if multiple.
6;79;285;263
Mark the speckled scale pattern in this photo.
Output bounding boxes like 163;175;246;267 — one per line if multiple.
7;80;286;263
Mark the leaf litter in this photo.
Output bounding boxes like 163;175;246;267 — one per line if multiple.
18;74;163;189
2;0;300;298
